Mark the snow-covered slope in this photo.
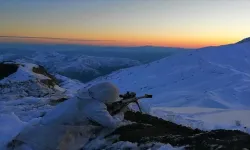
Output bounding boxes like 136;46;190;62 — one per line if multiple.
0;51;141;82
90;41;250;110
84;40;250;133
0;67;84;122
0;62;67;100
20;51;141;72
151;107;250;133
0;62;86;148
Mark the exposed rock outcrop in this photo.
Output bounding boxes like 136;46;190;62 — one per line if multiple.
0;62;18;80
236;37;250;44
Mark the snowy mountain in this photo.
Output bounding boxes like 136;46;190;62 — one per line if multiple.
91;41;250;109
0;62;85;148
0;62;80;124
1;40;250;149
0;43;186;63
0;51;141;82
85;40;250;132
0;62;66;100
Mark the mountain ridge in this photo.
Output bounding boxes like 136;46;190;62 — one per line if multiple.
236;37;250;44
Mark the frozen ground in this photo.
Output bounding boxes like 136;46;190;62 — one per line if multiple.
151;107;250;133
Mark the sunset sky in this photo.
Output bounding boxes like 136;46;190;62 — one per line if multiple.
1;0;250;48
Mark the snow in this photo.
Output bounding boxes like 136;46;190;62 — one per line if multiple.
86;41;250;134
153;107;225;114
84;132;184;150
194;110;250;128
151;107;250;134
0;74;84;122
157;144;184;150
1;51;142;82
0;62;67;100
55;74;85;97
0;97;52;121
0;72;84;149
0;63;49;84
0;113;27;149
90;42;250;110
103;142;184;150
1;41;250;149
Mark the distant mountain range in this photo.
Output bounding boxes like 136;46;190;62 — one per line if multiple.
0;44;184;82
0;51;142;82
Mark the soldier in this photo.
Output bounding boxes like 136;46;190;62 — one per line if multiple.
41;82;122;127
10;82;123;150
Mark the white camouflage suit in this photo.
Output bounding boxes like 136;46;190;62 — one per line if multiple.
12;82;122;150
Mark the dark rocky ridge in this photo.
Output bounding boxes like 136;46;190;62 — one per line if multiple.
32;65;58;87
0;62;18;80
108;111;250;150
236;37;250;44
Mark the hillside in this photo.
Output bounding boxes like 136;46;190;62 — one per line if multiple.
1;40;250;149
0;62;65;100
89;40;250;131
91;41;250;109
0;62;84;148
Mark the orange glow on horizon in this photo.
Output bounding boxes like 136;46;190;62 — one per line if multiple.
0;35;240;49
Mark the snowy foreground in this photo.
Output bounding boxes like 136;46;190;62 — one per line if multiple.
1;40;250;149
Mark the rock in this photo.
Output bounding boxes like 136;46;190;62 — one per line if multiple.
236;37;250;44
32;65;58;87
0;62;18;80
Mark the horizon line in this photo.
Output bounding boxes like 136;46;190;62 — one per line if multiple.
0;35;192;49
0;35;244;49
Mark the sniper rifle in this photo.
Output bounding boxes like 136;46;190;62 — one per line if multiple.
107;91;152;115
